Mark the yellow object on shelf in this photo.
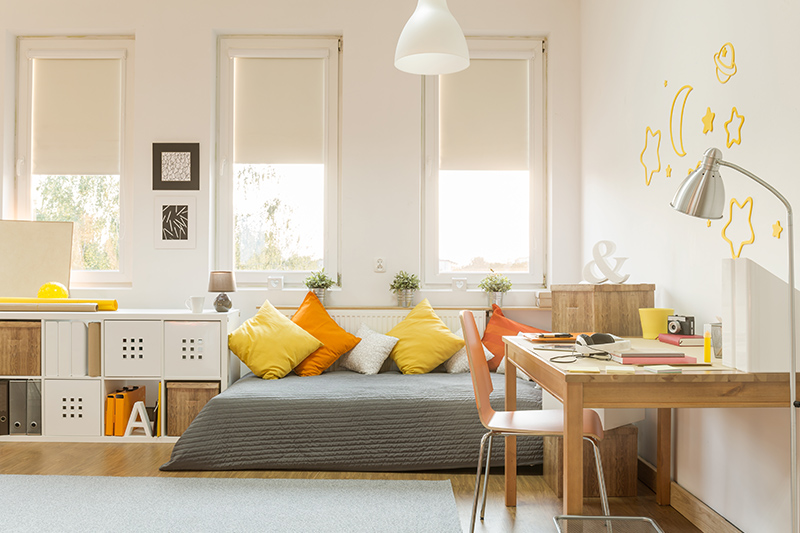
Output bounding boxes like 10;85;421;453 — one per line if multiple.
37;281;69;299
0;297;118;311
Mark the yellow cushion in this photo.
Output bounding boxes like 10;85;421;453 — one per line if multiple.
228;300;323;380
292;291;361;376
387;298;465;374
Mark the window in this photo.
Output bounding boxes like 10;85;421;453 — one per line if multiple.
423;38;545;287
15;37;134;285
217;36;340;287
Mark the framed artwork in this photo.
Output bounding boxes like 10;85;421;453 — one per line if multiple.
152;143;199;190
155;196;196;249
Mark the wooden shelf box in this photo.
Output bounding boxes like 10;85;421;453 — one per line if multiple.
166;381;219;436
551;283;655;337
0;321;41;376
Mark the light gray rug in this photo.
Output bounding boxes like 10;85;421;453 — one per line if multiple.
0;475;462;532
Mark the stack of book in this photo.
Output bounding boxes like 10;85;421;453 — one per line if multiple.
537;290;551;308
657;333;703;346
606;349;697;365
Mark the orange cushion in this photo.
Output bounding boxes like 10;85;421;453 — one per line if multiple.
291;291;361;376
482;304;547;370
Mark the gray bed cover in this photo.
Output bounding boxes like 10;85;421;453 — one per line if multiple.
161;370;543;471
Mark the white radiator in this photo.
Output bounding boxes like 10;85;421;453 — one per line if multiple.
278;307;487;335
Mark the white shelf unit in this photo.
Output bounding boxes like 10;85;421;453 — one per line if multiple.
0;309;240;443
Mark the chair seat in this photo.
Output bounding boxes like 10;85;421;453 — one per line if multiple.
486;408;604;441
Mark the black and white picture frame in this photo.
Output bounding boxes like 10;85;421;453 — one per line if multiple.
155;196;196;249
153;143;199;190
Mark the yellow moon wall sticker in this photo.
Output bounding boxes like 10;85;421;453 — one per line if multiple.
640;127;662;186
669;85;693;157
721;197;755;258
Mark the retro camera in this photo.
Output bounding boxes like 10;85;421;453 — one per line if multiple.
667;315;695;335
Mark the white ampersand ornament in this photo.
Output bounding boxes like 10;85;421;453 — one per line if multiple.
582;240;630;284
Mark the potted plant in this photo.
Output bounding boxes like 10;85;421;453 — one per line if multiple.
304;269;335;306
389;270;420;308
478;271;512;307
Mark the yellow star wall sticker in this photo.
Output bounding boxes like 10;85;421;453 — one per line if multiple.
702;107;715;134
721;197;755;258
640;127;661;186
773;220;784;238
725;107;745;148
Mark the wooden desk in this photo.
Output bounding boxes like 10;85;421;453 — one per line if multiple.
502;336;795;515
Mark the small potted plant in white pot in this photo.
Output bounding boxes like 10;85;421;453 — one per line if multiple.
478;271;512;307
389;270;420;308
304;269;335;306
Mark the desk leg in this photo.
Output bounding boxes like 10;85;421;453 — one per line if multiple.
563;382;584;515
656;407;672;505
505;355;517;507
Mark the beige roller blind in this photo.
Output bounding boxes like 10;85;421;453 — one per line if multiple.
234;57;324;165
31;58;121;176
439;58;529;171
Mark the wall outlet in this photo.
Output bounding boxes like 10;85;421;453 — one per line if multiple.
452;278;467;291
374;258;386;273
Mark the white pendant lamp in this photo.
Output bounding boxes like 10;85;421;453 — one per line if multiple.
395;0;470;75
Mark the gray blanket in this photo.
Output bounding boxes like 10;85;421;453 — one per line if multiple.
161;370;543;471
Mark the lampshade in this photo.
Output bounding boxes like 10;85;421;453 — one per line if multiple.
395;0;469;75
670;147;726;219
208;271;236;293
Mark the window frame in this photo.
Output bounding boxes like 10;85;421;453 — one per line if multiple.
422;37;546;289
15;36;135;287
216;36;341;288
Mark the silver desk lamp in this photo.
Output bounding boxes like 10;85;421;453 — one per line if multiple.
671;147;798;532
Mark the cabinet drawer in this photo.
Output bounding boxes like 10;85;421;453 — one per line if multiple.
166;381;219;436
0;321;41;376
104;321;162;377
44;379;102;436
163;321;221;379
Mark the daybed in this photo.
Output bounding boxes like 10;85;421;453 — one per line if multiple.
161;297;547;472
160;370;543;471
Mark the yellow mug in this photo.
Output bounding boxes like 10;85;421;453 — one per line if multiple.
638;308;674;339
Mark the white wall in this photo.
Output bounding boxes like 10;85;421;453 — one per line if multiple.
581;1;800;531
0;0;582;318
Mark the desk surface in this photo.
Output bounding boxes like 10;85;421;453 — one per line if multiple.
507;336;791;408
502;335;796;515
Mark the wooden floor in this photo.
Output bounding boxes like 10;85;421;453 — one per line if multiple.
0;442;700;532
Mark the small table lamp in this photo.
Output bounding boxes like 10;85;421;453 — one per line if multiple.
208;271;236;312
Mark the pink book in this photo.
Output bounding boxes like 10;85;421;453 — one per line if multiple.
610;354;697;365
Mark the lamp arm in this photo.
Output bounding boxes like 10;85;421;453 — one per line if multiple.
719;158;798;533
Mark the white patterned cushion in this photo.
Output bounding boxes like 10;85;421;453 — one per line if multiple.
443;328;493;373
338;324;399;375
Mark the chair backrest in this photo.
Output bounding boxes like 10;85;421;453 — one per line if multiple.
460;310;496;427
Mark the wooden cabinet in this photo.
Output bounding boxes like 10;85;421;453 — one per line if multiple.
166;381;220;436
0;321;41;375
551;284;655;336
543;424;639;497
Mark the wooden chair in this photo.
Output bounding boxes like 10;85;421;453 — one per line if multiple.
459;310;610;533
